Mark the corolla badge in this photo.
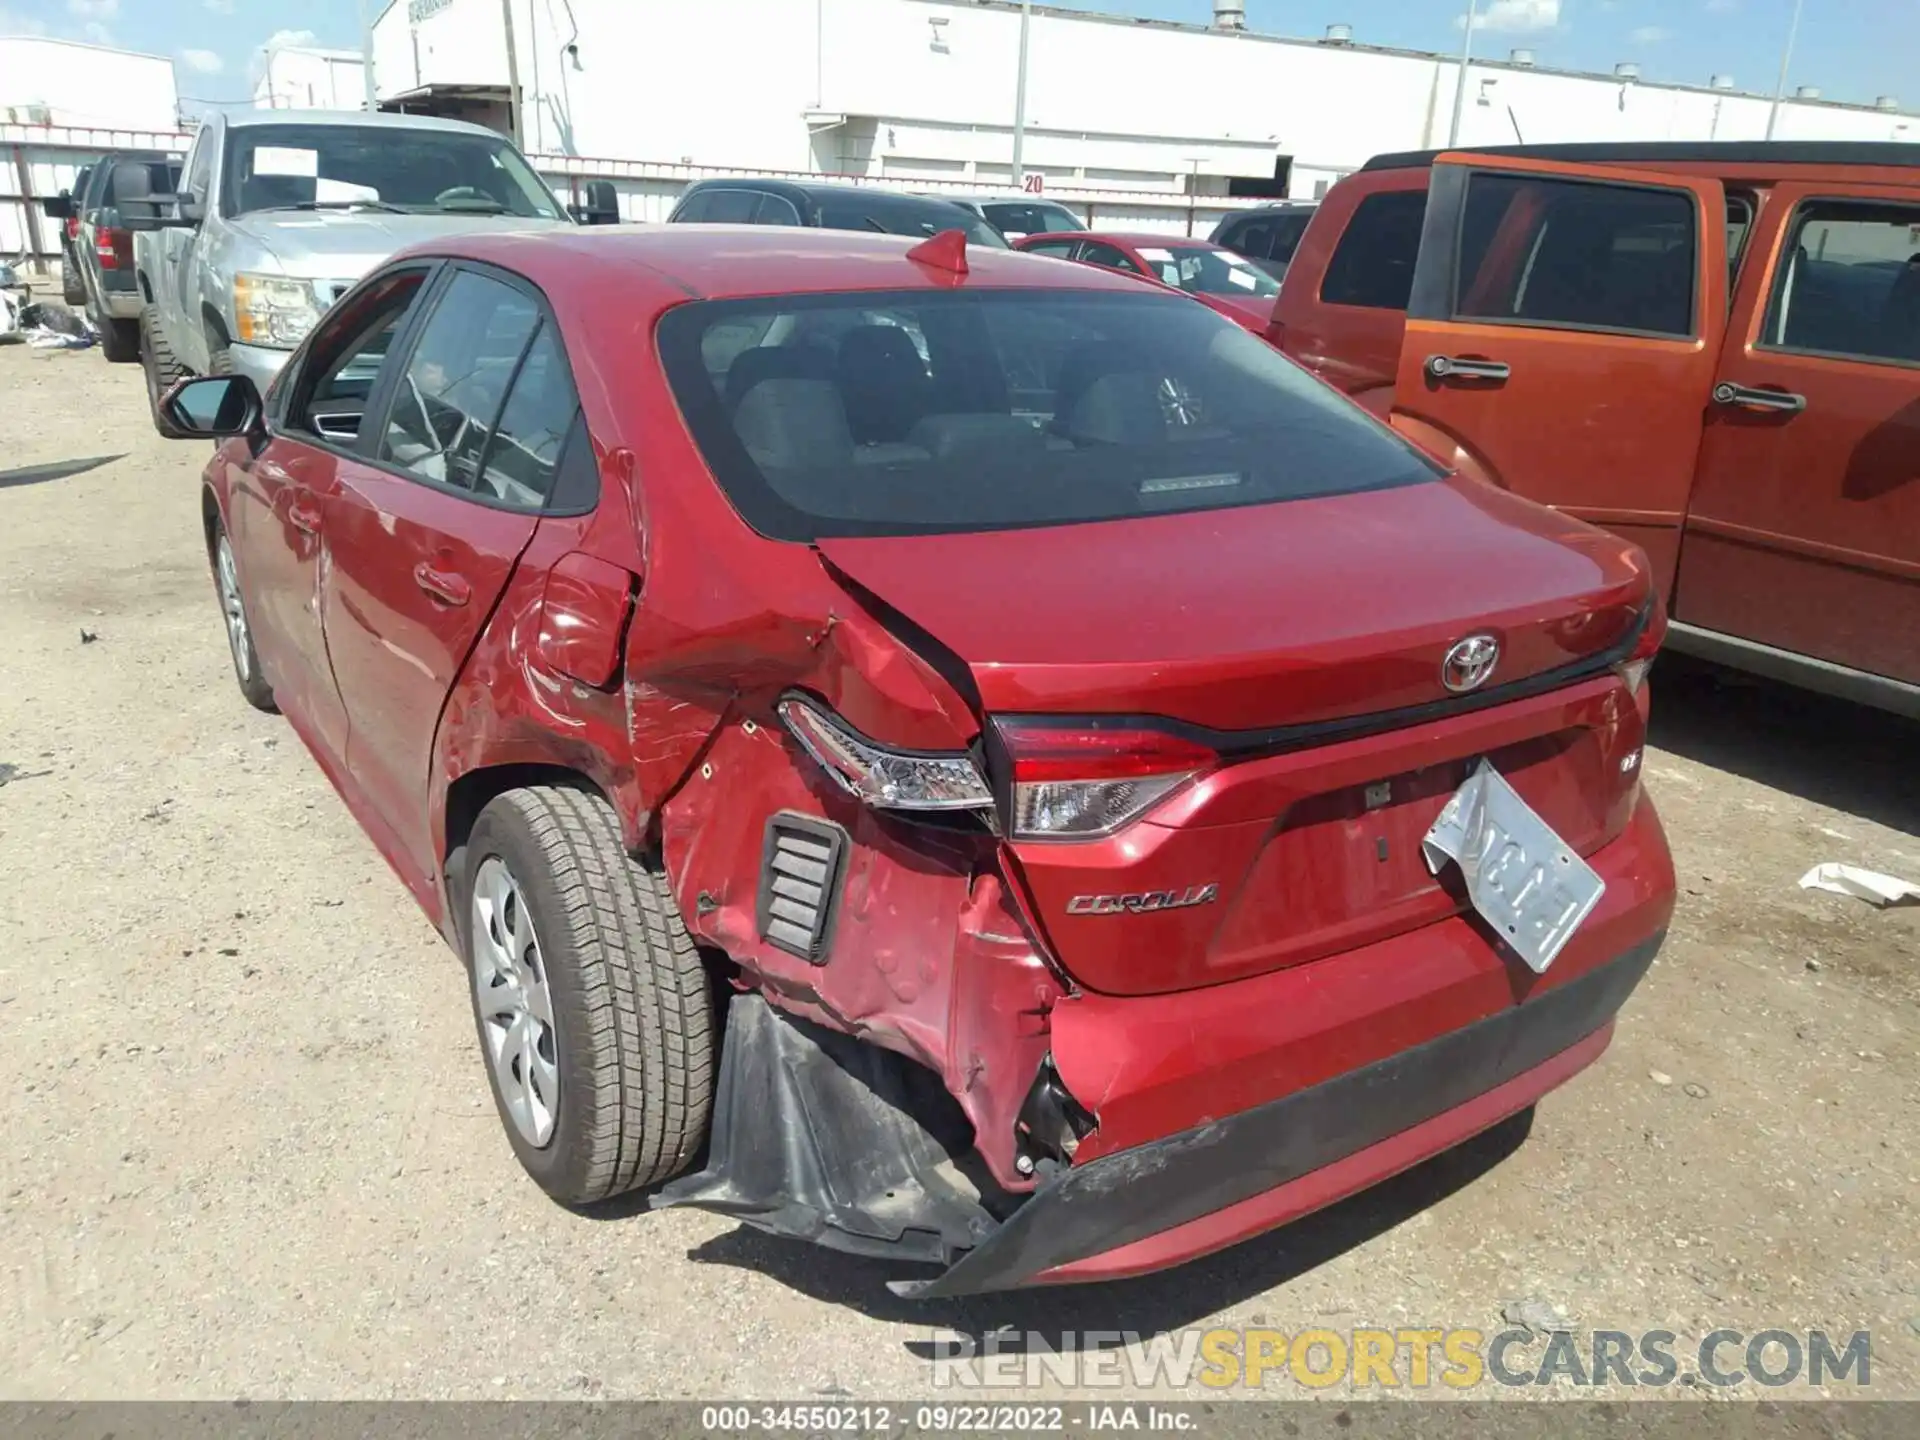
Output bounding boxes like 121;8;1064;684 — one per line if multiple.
1441;634;1501;694
1066;885;1219;917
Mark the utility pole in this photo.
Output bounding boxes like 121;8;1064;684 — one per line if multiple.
501;0;526;150
1447;0;1480;147
1765;0;1806;141
1011;0;1032;186
358;0;377;112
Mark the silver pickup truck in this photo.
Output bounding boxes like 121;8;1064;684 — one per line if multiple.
118;109;614;436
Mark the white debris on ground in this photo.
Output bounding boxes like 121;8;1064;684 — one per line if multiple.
1800;861;1920;908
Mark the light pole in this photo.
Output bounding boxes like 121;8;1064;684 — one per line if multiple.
1765;0;1806;140
1011;0;1032;186
358;0;377;111
1447;0;1480;146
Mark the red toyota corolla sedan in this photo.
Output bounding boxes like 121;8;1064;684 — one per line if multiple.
161;223;1674;1297
1014;230;1282;331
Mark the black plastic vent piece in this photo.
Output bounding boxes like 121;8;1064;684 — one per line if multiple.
757;813;848;964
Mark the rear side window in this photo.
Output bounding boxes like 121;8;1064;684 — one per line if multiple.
657;289;1436;541
1270;212;1311;263
1760;200;1920;366
1079;241;1145;275
1024;240;1077;258
1320;190;1427;310
756;193;803;225
671;191;710;222
982;201;1083;237
1453;174;1697;338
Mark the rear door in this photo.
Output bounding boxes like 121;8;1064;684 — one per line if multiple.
1675;182;1920;687
320;263;581;889
1391;153;1728;596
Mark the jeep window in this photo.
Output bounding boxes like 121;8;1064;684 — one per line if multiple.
658;288;1437;541
1454;174;1696;338
221;125;563;220
1320;191;1427;310
1760;200;1920;366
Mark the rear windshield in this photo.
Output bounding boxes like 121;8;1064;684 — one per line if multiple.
816;199;1010;249
658;288;1435;541
1136;243;1280;298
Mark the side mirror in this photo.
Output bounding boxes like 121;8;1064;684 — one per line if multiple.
41;193;74;221
113;159;195;232
578;179;619;225
162;374;264;440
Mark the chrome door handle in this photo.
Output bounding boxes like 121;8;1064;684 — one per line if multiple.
1425;355;1512;383
1712;382;1807;415
413;562;471;607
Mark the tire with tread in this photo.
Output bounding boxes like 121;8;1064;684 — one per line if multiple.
61;258;85;306
141;303;189;438
210;519;276;713
463;785;716;1206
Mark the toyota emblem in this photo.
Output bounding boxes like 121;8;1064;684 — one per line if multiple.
1441;634;1501;693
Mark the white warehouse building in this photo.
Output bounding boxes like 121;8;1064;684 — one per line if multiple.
368;0;1917;225
254;43;370;112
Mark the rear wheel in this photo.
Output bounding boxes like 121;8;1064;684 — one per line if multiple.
461;786;716;1206
100;315;138;364
140;304;188;439
211;522;276;713
61;258;85;306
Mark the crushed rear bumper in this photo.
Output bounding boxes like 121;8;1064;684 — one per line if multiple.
893;932;1657;1296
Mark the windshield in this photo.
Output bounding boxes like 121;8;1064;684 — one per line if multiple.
815;200;1009;250
221;125;564;220
658;288;1434;541
981;201;1086;238
1135;244;1280;298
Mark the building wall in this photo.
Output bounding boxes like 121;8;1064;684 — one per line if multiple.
254;47;368;112
0;38;178;132
368;0;1918;194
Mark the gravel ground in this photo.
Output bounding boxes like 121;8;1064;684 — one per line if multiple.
1;339;1916;1403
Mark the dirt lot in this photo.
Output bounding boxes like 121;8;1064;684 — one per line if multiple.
1;338;1916;1403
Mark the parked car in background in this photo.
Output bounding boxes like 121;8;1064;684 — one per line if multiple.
667;178;1008;246
938;193;1087;240
42;154;180;363
1015;230;1281;330
44;163;93;305
1267;140;1920;718
118;109;613;437
161;222;1672;1296
1210;199;1318;280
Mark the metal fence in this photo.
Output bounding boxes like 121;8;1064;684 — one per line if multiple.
3;121;1341;269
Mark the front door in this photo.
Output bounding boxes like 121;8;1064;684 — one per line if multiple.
1676;181;1920;686
1391;153;1728;596
321;265;580;893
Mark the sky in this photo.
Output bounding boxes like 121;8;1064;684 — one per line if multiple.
0;0;1912;111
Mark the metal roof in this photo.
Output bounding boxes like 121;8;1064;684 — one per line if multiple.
1363;141;1920;172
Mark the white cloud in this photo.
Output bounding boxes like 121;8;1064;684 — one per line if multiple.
66;0;117;18
1457;0;1562;32
178;47;224;74
0;5;51;34
1630;25;1672;43
261;27;317;51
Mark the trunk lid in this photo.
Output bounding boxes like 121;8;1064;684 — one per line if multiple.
817;477;1653;996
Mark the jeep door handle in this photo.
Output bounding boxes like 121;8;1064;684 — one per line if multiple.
413;561;471;607
1712;381;1807;415
1425;355;1512;383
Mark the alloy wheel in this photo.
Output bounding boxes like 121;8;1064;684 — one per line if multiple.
215;537;251;682
470;856;561;1147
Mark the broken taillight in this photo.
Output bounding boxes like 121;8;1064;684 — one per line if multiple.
778;696;993;813
1614;595;1667;698
95;227;128;270
993;719;1216;840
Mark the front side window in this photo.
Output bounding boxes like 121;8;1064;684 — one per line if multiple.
1077;241;1145;275
1454;173;1697;338
701;189;763;224
380;270;545;496
282;268;430;444
1133;243;1280;298
658;288;1437;542
1761;200;1920;365
1320;190;1427;310
1023;240;1077;258
221;124;563;220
